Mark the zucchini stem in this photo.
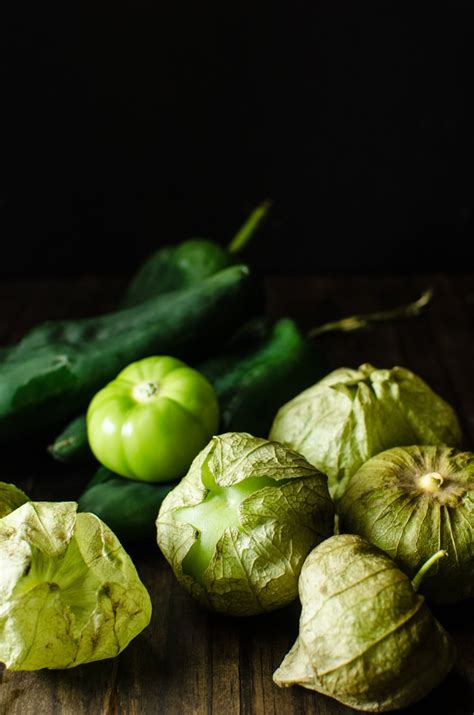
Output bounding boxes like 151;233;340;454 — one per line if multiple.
307;289;433;339
411;550;447;592
227;200;272;255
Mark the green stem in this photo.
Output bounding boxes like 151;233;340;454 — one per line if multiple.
411;550;447;592
227;200;272;255
307;289;433;339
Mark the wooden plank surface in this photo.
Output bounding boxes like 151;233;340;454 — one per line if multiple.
0;274;473;715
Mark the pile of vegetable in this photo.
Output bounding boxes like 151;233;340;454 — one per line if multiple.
0;202;472;713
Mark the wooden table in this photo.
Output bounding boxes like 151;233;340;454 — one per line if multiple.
0;274;473;715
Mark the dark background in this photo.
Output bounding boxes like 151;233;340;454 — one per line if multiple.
1;3;473;277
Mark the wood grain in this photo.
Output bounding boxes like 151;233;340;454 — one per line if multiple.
0;274;473;715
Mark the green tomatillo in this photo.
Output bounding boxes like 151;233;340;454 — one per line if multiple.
157;432;334;616
339;445;474;603
0;501;151;670
86;356;219;482
273;535;455;711
270;363;461;500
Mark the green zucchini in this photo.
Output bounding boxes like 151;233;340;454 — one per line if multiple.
199;317;326;436
0;265;255;439
120;200;271;307
78;466;177;543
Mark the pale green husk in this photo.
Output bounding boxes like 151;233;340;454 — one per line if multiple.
156;432;334;616
0;482;29;518
339;445;474;603
0;501;152;670
273;534;455;712
269;363;461;500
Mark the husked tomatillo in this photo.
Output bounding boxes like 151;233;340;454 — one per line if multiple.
87;356;219;482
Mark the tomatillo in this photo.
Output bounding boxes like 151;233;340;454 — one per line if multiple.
86;356;219;482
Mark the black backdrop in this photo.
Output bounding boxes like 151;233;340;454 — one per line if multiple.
1;3;473;276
